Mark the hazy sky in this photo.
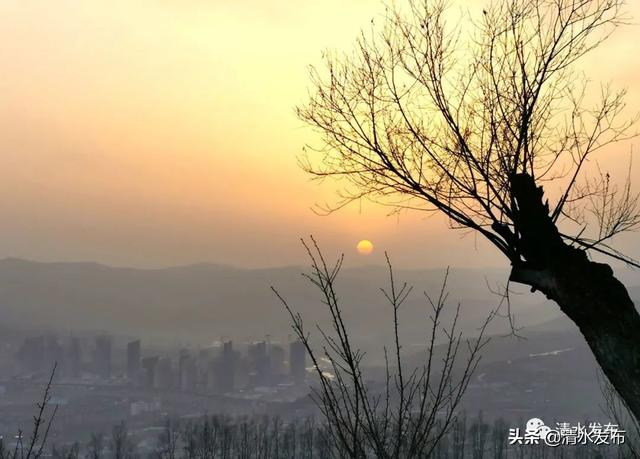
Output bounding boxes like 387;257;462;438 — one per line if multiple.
0;1;639;269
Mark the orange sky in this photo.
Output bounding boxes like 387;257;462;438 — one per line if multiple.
0;1;638;269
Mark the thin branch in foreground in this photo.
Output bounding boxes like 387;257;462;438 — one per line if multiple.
273;237;492;458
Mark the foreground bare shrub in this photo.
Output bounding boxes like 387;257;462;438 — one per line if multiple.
274;238;491;458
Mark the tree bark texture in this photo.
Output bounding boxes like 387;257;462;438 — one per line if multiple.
509;173;640;420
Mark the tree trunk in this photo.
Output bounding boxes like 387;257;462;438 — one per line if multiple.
508;173;640;421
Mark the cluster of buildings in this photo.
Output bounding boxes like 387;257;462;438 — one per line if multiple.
14;334;308;395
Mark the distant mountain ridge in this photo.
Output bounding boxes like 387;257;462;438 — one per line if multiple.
0;257;621;350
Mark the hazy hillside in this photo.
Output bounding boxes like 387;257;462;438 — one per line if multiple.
0;257;602;350
0;258;637;420
397;316;607;419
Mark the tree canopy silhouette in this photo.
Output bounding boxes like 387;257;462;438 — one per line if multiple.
297;0;640;419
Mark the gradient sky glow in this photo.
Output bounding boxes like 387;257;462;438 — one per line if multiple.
0;1;639;269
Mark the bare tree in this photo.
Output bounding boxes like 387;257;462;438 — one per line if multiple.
297;0;640;418
156;419;179;459
7;364;59;459
600;372;640;458
469;412;489;459
274;238;491;458
87;433;104;459
51;443;79;459
25;364;58;459
110;422;134;459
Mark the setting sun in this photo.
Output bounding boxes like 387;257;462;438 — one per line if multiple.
356;239;374;255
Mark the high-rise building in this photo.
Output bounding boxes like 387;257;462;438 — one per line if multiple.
270;344;285;379
213;341;235;394
196;348;213;388
126;340;141;382
142;356;159;389
248;341;271;387
45;335;64;371
179;350;197;392
66;337;82;379
94;335;112;379
156;357;175;390
289;340;306;385
16;336;46;373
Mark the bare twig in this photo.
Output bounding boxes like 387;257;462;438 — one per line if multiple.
273;237;491;458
